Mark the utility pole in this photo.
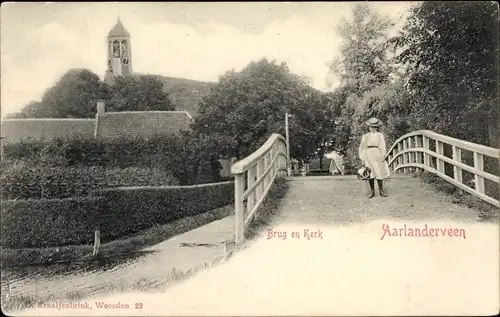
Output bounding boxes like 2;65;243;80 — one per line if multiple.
285;113;291;176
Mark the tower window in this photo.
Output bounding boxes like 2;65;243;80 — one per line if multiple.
112;40;120;58
121;40;128;58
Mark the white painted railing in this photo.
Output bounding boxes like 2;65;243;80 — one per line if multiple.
230;133;288;246
386;130;499;207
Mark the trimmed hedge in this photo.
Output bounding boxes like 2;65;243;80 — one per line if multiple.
2;133;222;186
95;181;235;242
3;134;170;167
1;197;105;248
0;162;178;200
1;181;235;249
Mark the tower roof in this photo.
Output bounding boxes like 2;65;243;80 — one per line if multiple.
108;18;130;38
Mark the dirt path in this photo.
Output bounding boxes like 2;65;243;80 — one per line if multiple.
16;175;500;316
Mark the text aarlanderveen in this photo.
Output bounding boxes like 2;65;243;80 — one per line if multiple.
380;224;466;240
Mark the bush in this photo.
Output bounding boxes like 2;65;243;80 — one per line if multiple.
3;134;179;168
1;197;105;248
1;182;235;249
0;162;178;200
95;181;235;242
2;133;223;185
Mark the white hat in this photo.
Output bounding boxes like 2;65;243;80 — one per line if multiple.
366;117;381;127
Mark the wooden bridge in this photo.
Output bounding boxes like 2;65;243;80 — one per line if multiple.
230;129;499;247
17;130;499;316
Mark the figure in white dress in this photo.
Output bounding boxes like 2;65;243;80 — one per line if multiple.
358;117;390;198
325;150;345;175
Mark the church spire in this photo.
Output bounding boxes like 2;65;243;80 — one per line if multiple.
104;17;132;84
108;16;130;38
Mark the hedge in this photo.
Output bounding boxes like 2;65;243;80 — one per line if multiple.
2;134;172;167
0;162;179;200
2;133;222;185
95;181;235;242
1;181;235;249
1;197;105;248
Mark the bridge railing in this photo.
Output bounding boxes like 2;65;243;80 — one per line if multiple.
231;133;288;246
386;130;499;207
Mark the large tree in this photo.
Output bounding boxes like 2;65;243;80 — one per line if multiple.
107;75;175;112
12;71;175;118
192;58;333;163
31;69;110;118
392;1;499;147
327;3;396;167
329;3;394;93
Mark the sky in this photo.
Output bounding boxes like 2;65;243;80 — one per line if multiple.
1;2;412;118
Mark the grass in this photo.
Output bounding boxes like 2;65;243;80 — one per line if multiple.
1;260;216;314
1;204;234;268
417;171;499;222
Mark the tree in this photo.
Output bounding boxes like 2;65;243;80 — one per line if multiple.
15;71;175;118
34;69;111;118
192;58;332;163
13;69;110;118
4;101;44;118
107;75;175;112
288;90;337;168
391;1;499;147
327;3;396;167
329;3;394;93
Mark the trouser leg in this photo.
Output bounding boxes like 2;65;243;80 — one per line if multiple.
377;179;387;197
368;178;375;198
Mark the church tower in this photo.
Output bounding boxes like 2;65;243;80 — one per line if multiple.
104;17;132;84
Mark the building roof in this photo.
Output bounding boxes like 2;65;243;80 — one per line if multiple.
108;18;130;38
95;111;193;138
132;73;217;117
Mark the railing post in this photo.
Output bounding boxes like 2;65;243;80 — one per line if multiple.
403;138;408;173
269;145;275;181
264;153;269;188
247;165;256;214
256;158;264;200
452;146;463;194
436;140;445;174
414;135;421;172
276;151;279;177
412;136;418;172
234;174;245;246
92;230;101;256
473;152;485;194
408;138;413;172
423;136;430;167
397;142;403;172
